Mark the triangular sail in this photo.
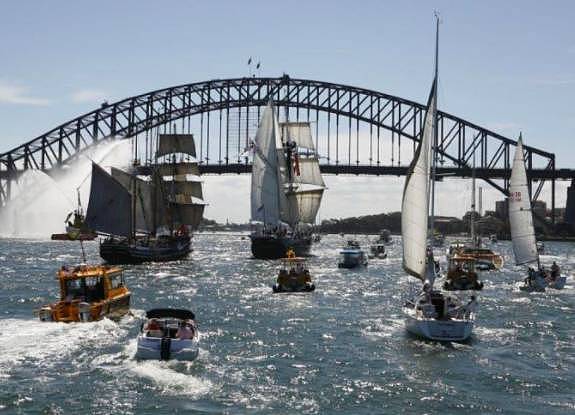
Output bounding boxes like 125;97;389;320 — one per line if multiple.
508;137;538;265
401;79;436;280
85;163;132;237
251;104;282;225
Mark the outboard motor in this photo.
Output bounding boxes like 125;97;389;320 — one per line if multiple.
160;337;171;360
78;302;91;322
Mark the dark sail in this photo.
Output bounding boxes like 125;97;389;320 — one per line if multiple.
85;163;132;237
157;134;197;158
111;168;155;234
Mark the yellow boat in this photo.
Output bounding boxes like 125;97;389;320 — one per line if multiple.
273;249;315;293
36;264;131;322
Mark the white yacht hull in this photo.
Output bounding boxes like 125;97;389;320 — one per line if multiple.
135;335;199;361
405;312;473;342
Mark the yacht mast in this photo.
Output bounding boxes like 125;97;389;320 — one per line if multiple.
429;13;440;239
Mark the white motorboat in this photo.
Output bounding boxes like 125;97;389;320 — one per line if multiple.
136;308;199;361
508;136;566;292
401;20;475;342
338;240;368;268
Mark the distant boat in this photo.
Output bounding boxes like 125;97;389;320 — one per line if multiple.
509;136;566;292
249;103;326;259
338;240;368;268
51;189;97;241
402;19;476;342
369;242;387;259
86;134;206;264
489;234;498;243
377;229;392;244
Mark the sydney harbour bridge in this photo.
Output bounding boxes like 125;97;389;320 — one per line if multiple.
1;75;573;222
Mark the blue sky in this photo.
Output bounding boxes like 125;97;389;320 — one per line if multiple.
0;1;573;221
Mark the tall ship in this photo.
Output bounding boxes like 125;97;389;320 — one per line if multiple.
85;134;206;264
250;103;326;259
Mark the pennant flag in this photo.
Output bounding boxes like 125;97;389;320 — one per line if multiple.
248;57;252;65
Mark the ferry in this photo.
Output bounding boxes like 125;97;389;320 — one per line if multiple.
36;264;131;322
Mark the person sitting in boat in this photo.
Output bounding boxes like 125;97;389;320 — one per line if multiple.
146;318;163;338
176;320;196;340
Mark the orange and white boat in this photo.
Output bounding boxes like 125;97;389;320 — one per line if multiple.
449;243;504;270
36;264;131;322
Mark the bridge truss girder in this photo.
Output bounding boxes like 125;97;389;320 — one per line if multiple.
0;76;561;216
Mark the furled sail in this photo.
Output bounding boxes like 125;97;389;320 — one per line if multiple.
251;103;282;226
111;168;155;234
401;79;436;280
508;136;538;265
156;134;197;158
85;162;132;237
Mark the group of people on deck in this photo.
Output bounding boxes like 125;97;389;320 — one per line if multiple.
145;318;196;340
526;261;561;285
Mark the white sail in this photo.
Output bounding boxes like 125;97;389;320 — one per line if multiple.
401;79;436;280
508;137;538;265
251;104;282;225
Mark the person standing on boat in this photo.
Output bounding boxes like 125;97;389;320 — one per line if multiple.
551;261;560;281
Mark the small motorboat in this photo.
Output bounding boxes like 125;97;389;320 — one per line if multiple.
443;257;483;291
273;249;315;293
369;242;387;259
338;240;368;269
136;308;199;361
36;264;131;322
489;234;498;243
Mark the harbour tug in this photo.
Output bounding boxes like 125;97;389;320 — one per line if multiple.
273;249;316;293
36;264;131;322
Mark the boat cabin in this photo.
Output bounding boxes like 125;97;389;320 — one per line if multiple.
37;264;130;322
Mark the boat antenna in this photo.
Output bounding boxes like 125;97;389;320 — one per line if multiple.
429;12;440;241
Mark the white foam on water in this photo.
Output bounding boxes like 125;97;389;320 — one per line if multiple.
0;318;125;378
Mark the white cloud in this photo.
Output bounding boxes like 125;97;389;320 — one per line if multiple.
0;80;51;106
70;88;108;104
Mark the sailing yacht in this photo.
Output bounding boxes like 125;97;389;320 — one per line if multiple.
250;103;326;259
509;136;566;292
402;19;476;342
85;134;206;264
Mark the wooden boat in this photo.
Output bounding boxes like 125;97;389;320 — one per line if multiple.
85;133;206;264
273;249;315;293
36;264;130;322
136;308;199;361
249;104;326;259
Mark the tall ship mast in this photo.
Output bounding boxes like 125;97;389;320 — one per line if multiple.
85;133;205;264
250;103;326;259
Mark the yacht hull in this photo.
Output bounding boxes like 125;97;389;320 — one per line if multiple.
135;336;199;361
405;313;473;342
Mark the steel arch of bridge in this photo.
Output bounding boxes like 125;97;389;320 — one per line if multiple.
0;75;561;211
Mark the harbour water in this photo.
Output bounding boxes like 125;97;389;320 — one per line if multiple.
0;234;574;414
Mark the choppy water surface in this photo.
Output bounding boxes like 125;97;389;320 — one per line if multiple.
0;234;574;414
